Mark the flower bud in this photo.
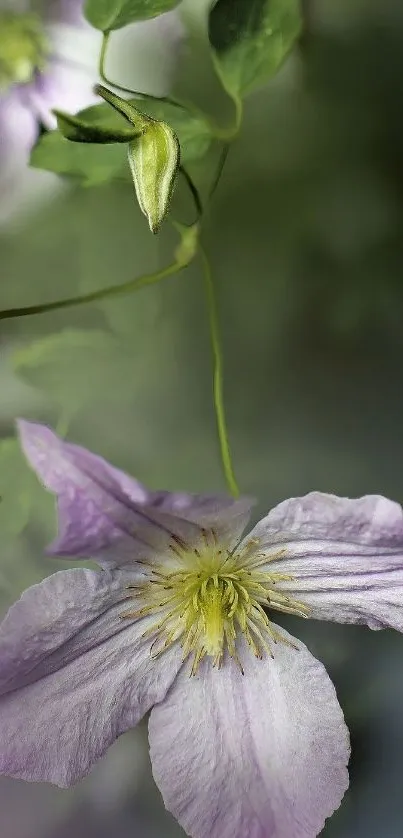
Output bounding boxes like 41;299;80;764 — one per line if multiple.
128;121;179;233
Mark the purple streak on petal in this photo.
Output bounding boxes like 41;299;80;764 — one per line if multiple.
244;492;403;631
18;421;250;568
0;568;125;693
149;629;349;838
18;420;185;565
148;490;254;548
0;568;182;786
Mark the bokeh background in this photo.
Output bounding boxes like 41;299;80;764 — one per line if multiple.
1;0;403;835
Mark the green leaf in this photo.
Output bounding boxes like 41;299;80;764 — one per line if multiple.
31;92;212;186
173;222;199;266
13;330;125;410
86;97;212;163
208;0;302;99
84;0;181;31
70;99;136;133
30;130;127;185
0;439;36;538
128;121;180;233
54;109;141;144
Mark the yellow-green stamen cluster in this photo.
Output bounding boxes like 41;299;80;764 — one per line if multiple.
0;12;49;91
122;533;310;674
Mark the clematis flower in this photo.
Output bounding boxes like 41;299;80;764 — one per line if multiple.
0;1;184;217
3;423;403;837
0;1;100;194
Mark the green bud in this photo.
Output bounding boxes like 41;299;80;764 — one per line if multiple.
94;84;180;233
128;122;180;234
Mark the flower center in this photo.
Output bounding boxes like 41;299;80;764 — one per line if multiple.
122;535;310;674
0;12;49;91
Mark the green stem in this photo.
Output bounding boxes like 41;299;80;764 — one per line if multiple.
99;33;193;114
233;94;243;136
200;246;239;498
209;143;230;201
0;261;182;322
99;34;235;141
99;32;110;84
209;92;243;143
179;166;203;221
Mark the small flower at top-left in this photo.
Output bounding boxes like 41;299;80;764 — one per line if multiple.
0;0;100;199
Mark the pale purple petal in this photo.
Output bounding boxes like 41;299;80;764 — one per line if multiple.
0;91;41;224
148;490;254;548
31;58;98;130
0;1;98;205
0;568;182;786
245;492;403;631
0;91;38;181
18;420;200;565
149;631;349;838
32;13;100;129
18;421;252;567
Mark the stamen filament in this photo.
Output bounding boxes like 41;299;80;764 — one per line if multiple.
121;535;309;673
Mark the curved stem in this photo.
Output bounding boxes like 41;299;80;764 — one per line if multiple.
0;261;182;321
200;246;240;498
209;143;230;201
98;34;233;140
99;32;110;84
180;166;203;221
99;32;191;114
233;95;243;136
210;93;243;143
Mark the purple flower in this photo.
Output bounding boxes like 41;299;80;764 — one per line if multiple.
0;1;100;192
3;422;403;837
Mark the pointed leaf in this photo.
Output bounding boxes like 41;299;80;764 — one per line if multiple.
128;122;179;233
68;99;136;133
30;131;126;185
54;109;141;144
85;96;212;163
208;0;302;99
85;0;181;31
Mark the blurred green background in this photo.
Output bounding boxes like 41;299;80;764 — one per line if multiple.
2;0;403;835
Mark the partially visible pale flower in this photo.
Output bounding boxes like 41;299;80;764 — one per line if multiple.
4;422;403;836
0;1;100;198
